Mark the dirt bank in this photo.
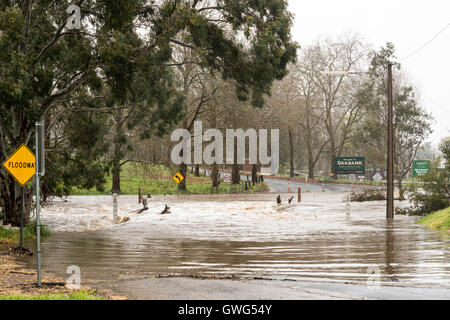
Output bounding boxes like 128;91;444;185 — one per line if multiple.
0;250;124;299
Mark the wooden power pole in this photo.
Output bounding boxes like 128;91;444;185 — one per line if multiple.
387;62;394;220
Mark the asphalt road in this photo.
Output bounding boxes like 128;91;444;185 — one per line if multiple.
111;277;450;300
263;176;351;193
200;168;354;193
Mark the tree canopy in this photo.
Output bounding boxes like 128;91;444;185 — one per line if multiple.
0;0;298;225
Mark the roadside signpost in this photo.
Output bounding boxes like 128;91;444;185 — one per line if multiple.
173;172;185;184
2;145;36;186
334;157;366;175
413;160;430;177
373;172;383;183
1;145;36;250
224;174;231;183
349;174;357;183
35;120;45;286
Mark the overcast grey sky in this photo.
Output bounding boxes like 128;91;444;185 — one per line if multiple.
288;0;450;145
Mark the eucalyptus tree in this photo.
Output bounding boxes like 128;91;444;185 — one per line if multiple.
440;137;450;168
267;69;303;178
308;35;369;177
165;0;298;191
0;0;297;225
291;56;328;179
356;43;433;198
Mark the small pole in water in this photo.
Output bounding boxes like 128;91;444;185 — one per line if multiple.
113;193;118;224
346;193;351;215
322;181;325;192
288;182;291;193
298;188;301;203
138;188;142;204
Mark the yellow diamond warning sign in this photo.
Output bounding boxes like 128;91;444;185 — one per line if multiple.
172;172;184;184
2;144;36;186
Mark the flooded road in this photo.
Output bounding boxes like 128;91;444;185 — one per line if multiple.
18;193;450;298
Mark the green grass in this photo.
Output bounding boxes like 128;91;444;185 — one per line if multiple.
0;220;51;244
0;290;105;300
71;163;269;196
417;207;450;231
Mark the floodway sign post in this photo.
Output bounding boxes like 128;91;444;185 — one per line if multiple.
35;120;45;287
2;145;36;186
1;145;36;250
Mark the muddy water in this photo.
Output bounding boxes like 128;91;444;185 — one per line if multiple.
20;194;450;291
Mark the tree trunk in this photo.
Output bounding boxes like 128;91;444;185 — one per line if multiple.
330;141;337;180
111;133;123;194
308;166;315;180
112;160;121;194
195;164;200;177
231;142;240;184
232;164;240;184
289;128;295;178
398;181;404;201
330;154;337;180
178;163;187;191
211;164;219;188
252;164;258;185
308;152;315;180
0;175;32;227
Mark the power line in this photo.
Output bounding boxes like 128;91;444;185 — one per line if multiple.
400;22;450;61
421;90;450;114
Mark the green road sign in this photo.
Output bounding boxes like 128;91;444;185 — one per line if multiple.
334;157;365;175
413;160;430;177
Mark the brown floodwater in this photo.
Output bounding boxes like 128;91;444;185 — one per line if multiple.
15;194;450;290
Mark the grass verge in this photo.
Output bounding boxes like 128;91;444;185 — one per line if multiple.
417;207;450;231
71;163;269;196
0;290;106;300
0;221;51;245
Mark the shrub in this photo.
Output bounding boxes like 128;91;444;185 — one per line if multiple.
350;187;386;202
397;169;450;216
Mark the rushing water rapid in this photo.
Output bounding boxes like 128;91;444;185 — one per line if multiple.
18;193;450;290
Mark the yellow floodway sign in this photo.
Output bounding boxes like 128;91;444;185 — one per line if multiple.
2;144;36;186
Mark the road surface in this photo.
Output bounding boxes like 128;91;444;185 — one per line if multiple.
263;176;351;193
207;168;354;193
108;277;450;300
